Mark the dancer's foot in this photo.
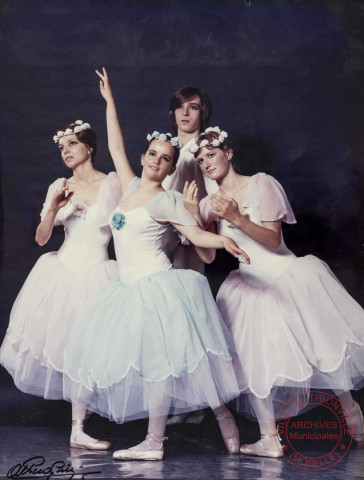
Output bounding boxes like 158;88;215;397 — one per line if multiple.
113;432;167;461
216;410;240;453
240;430;283;458
345;400;364;446
70;420;111;450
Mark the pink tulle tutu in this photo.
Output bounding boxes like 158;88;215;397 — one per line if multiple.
0;252;118;399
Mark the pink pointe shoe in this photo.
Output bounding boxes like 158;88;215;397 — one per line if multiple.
240;430;283;458
346;400;364;446
113;432;167;461
70;420;111;451
216;411;240;454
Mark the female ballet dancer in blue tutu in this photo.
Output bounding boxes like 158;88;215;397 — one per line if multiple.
183;126;364;458
0;120;122;450
63;68;250;460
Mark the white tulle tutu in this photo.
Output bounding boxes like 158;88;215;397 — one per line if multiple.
200;173;364;420
0;173;122;399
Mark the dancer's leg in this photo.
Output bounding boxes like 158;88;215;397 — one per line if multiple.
70;403;111;450
335;390;364;445
213;405;240;453
113;383;169;460
240;396;282;458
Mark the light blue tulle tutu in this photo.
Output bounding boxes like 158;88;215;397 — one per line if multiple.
64;269;240;423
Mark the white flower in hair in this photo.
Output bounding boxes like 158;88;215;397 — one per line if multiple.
189;143;199;154
200;139;209;147
53;121;91;143
211;139;220;147
205;126;221;133
220;130;228;138
146;131;182;149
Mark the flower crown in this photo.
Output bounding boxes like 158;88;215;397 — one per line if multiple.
189;126;228;154
53;120;91;143
147;131;183;149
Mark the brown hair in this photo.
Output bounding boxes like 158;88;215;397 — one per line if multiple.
169;86;212;135
56;122;97;162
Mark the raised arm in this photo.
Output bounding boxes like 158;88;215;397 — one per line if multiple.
210;194;282;250
96;67;135;192
35;179;73;246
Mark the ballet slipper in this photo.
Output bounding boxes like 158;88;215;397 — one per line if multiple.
346;401;364;446
113;432;167;461
70;420;111;451
215;410;240;454
240;430;283;458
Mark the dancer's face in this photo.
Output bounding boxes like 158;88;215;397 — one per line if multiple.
174;95;201;135
58;134;91;169
196;146;232;181
141;140;176;181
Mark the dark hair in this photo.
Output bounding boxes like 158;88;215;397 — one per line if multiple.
144;138;180;167
56;122;97;162
169;86;212;135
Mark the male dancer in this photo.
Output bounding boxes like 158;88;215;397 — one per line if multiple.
162;87;217;273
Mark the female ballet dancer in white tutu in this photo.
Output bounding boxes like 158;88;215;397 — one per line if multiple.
0;120;122;450
63;68;250;460
183;126;364;458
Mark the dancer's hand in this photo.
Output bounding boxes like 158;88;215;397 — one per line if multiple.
223;237;250;263
183;181;200;218
50;178;73;210
210;194;240;224
96;67;114;103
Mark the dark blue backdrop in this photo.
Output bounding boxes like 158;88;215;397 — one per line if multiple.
1;0;363;424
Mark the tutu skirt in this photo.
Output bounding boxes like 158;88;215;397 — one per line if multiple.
217;255;364;419
63;269;240;423
0;252;118;399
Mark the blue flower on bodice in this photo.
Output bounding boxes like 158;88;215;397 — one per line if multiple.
111;212;126;230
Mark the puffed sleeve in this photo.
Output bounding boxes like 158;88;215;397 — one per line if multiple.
146;191;197;226
97;172;123;225
244;173;296;224
199;196;220;228
39;178;64;226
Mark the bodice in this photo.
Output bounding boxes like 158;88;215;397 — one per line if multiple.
57;202;112;271
111;206;172;284
217;209;296;289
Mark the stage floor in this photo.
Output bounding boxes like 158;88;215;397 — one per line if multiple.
1;421;363;480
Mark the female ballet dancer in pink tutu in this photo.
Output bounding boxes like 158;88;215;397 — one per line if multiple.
183;126;364;458
63;68;250;460
0;121;122;450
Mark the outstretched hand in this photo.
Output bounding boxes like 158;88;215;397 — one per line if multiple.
223;237;250;264
96;67;114;103
50;178;73;211
183;181;200;219
210;194;240;224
